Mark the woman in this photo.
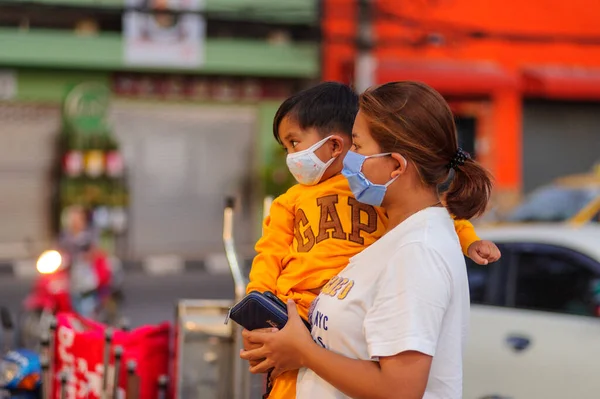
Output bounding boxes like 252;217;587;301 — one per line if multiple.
241;81;493;399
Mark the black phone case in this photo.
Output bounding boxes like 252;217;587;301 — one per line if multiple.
227;291;311;331
227;291;288;331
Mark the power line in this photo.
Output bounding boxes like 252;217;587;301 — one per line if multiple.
373;4;600;47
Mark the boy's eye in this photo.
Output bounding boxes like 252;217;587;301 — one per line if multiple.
291;141;299;148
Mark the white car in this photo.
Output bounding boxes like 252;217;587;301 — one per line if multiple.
464;223;600;399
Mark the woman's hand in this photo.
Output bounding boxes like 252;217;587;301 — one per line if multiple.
468;240;501;265
240;300;314;377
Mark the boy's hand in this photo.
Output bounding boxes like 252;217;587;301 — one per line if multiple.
467;240;501;265
242;328;276;368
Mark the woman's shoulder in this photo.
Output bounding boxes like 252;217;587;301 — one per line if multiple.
390;208;458;247
383;233;465;288
351;207;461;272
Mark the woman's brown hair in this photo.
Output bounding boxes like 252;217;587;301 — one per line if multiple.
359;81;493;220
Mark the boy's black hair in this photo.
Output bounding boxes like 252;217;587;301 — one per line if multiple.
273;81;358;144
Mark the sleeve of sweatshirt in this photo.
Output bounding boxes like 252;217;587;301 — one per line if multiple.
453;218;481;256
246;193;295;295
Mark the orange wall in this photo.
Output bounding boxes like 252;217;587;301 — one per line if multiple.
321;1;356;84
322;0;600;202
374;0;600;68
322;0;600;78
323;0;600;76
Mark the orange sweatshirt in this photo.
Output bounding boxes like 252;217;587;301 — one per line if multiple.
246;174;480;399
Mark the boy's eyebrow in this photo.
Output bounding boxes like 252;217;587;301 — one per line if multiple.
282;132;298;142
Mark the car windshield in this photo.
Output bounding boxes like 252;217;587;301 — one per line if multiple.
507;185;600;222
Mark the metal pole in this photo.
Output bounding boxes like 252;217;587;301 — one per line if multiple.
0;307;13;353
40;334;51;399
40;355;50;399
317;0;325;83
223;197;246;302
355;0;376;93
48;316;57;398
156;375;168;399
101;328;114;399
223;197;251;399
126;360;139;399
112;346;123;399
59;373;67;399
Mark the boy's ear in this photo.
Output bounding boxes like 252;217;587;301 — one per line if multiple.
330;135;345;157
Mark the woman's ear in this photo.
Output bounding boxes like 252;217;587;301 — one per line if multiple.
390;153;408;178
330;135;345;158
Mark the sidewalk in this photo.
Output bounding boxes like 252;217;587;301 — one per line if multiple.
0;254;253;279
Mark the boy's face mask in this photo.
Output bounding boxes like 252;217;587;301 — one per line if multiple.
286;136;337;186
342;150;399;207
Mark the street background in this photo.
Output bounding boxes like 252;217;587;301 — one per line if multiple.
0;270;234;327
1;0;600;398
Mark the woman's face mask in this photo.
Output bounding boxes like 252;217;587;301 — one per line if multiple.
286;136;337;186
342;150;399;207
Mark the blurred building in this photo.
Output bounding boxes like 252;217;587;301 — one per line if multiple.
0;0;318;261
323;0;600;211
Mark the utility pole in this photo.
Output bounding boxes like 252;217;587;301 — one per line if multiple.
355;0;376;93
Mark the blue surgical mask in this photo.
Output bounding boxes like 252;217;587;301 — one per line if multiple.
342;150;399;207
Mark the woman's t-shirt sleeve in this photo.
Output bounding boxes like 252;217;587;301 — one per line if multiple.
363;242;452;359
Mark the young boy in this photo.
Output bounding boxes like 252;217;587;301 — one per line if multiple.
246;82;500;399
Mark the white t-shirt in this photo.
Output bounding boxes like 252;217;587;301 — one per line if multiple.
296;207;470;399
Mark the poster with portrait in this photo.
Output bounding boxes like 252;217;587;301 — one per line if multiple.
123;0;205;68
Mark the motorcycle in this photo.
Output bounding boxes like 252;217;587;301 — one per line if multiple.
19;247;125;350
0;307;43;399
0;349;42;399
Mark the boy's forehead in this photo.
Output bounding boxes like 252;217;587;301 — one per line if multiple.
279;116;318;138
280;115;302;131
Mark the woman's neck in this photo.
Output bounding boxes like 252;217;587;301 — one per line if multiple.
384;188;441;232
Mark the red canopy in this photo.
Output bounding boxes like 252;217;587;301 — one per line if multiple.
375;59;518;96
522;66;600;100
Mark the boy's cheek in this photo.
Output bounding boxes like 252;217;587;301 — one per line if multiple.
313;145;334;164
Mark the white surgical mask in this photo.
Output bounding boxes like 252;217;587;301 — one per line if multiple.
286;136;337;186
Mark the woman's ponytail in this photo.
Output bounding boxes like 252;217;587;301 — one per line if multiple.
444;158;493;220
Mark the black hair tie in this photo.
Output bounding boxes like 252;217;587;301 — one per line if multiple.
448;148;470;170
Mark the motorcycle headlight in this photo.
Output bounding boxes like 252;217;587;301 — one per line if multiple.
0;360;20;387
36;250;62;274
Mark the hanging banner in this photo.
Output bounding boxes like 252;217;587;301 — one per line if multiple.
123;0;205;68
